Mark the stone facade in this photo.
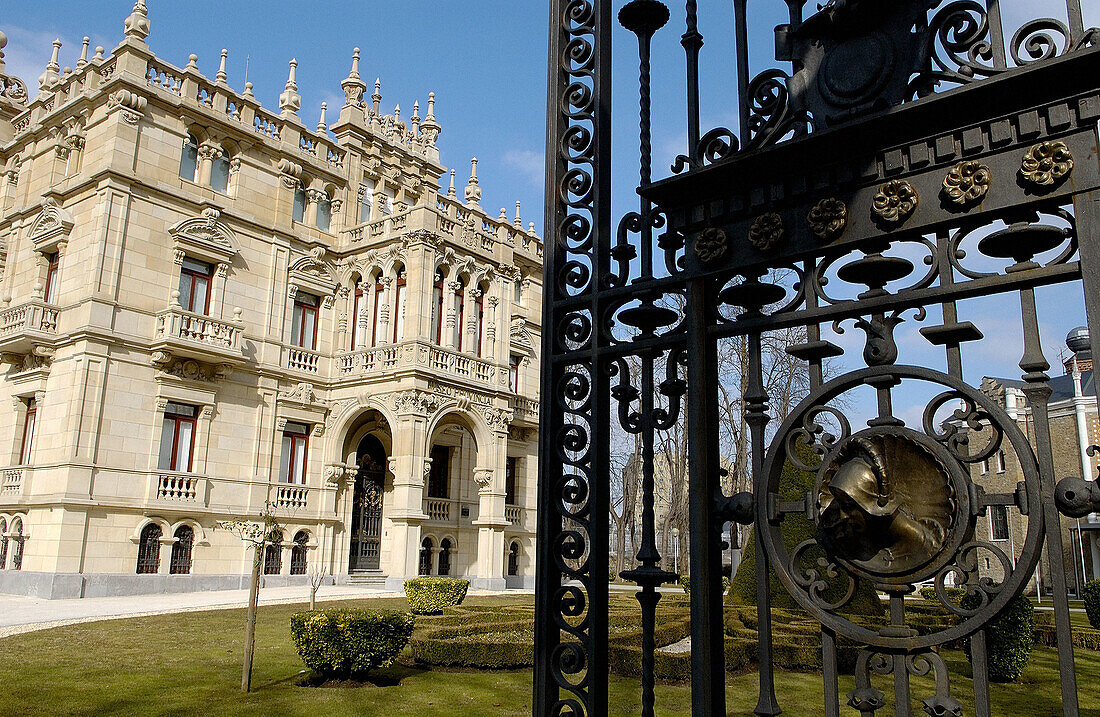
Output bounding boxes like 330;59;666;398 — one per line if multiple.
0;5;542;598
968;340;1099;597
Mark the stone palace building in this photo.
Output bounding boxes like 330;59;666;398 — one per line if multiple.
0;2;542;598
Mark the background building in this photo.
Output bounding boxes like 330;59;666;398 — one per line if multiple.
969;328;1098;596
0;2;541;598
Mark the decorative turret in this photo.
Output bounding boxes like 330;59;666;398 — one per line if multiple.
420;91;441;145
447;169;456;198
317;102;328;133
411;101;420;134
123;0;150;42
371;78;382;115
77;37;90;68
216;49;228;83
1065;327;1093;375
38;38;61;91
465;158;482;206
341;47;366;107
279;59;301;117
514;201;523;228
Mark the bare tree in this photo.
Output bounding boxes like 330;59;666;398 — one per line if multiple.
308;568;327;610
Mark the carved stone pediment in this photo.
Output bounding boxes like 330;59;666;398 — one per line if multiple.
510;315;536;355
169;208;238;266
28;197;74;251
278;381;328;409
288;249;337;298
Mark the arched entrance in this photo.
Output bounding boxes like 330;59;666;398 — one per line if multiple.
349;434;386;572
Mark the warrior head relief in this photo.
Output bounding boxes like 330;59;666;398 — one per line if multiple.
817;431;955;579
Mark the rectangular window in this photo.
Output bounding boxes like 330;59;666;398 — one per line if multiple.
291;293;319;350
431;277;444;345
19;398;37;465
159;402;197;472
43;253;60;304
280;422;310;484
989;504;1010;541
393;274;406;342
980;458;989;474
509;356;521;393
996;450;1006;473
506;456;517;505
452;289;465;350
359;179;375;223
371;279;385;347
428;445;450;499
351;284;364;349
178;258;213;315
292;187;306;222
380;186;395;215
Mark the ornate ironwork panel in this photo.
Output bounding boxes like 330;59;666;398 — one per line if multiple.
536;0;1100;715
350;449;385;572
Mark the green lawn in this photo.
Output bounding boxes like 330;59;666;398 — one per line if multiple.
1;595;1099;716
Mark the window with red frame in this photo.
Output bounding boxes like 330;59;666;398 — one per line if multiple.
291;292;319;350
280;421;310;484
351;281;365;348
19;398;37;465
371;274;385;347
392;269;406;342
431;269;445;344
452;277;466;350
43;253;60;305
509;355;521;393
158;402;197;472
178;258;213;315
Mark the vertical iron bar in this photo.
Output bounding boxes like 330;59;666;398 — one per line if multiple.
983;0;1007;68
746;330;781;716
889;595;912;717
686;277;725;716
1019;285;1080;716
1066;0;1085;43
821;628;840;717
732;0;750;147
682;1;702;163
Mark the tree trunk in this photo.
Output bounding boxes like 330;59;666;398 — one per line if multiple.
241;543;262;693
310;583;318;611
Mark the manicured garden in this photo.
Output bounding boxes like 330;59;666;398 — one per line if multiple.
2;590;1100;715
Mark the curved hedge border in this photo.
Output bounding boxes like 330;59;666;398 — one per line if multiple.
404;577;469;615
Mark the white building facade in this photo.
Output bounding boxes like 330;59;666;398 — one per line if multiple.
0;3;541;598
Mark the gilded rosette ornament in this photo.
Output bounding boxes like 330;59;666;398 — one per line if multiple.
748;212;785;252
694;227;728;263
872;180;918;225
1021;140;1073;187
941;160;991;206
807;198;848;241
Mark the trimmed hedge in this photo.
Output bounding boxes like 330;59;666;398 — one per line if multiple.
919;585;967;605
404;577;470;615
678;574;731;595
1085;579;1100;629
962;593;1034;682
290;608;415;678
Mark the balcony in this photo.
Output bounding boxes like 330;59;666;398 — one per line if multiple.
338;344;401;377
285;346;321;374
505;505;522;524
0;300;60;355
0;468;25;499
149;472;208;507
428;344;497;386
425;498;454;521
509;396;540;427
273;483;320;514
152;307;245;365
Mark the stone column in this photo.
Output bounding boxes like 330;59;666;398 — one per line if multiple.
384;403;431;590
471;425;510;590
304;188;325;227
445;280;461;350
196;141;221;186
378;276;393;345
467;289;482;355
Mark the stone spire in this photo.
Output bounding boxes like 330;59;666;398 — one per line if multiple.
38;38;61;91
216;49;228;83
371;78;381;115
411;101;420;134
279;59;301;117
317;102;328;133
514;201;523;228
465;158;482;207
341;47;366;107
124;0;151;42
420;91;441;145
77;37;90;68
447;169;456;198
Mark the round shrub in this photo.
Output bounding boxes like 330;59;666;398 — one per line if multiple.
404;577;470;615
1084;579;1100;628
290;608;415;678
962;593;1034;682
678;574;730;594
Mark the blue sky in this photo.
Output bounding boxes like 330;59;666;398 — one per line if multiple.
3;1;1097;429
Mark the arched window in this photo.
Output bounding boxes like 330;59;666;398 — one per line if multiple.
136;523;162;574
291;531;309;575
392;266;406;342
292;186;306;223
452;277;466;350
10;518;23;571
431;269;445;344
264;529;283;575
419;537;433;575
438;538;452;576
170;525;194;575
370;271;385;347
350;277;365;349
179;134;199;182
508;541;520;576
359;179;375;223
316;190;333;232
474;282;486;357
0;518;7;569
210;148;231;193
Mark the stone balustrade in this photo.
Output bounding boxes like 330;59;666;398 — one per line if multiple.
155;307;241;350
505;505;522;524
425;498;453;521
509;396;540;424
275;484;310;511
286;346;321;374
428;344;495;384
337;344;401;375
154;472;204;502
0;468;25;498
0;300;60;340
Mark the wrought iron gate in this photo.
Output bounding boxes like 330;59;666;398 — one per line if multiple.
535;1;1100;715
